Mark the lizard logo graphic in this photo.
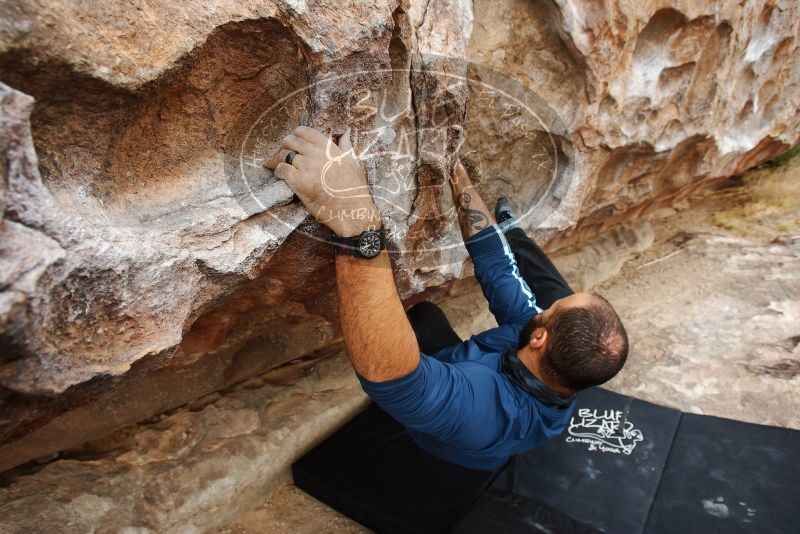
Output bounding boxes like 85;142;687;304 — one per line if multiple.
223;55;574;269
565;407;644;455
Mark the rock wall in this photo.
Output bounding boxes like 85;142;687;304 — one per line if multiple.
1;0;798;472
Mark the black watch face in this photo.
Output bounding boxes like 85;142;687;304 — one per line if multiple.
358;231;382;258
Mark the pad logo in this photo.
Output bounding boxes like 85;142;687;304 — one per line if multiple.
565;408;644;455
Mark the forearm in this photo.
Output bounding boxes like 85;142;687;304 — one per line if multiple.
449;164;496;240
336;251;420;382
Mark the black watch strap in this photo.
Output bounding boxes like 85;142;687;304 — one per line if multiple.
330;227;385;258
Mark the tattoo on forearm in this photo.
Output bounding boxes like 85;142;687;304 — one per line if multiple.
455;191;489;234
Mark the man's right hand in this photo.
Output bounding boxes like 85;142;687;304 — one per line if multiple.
264;126;381;238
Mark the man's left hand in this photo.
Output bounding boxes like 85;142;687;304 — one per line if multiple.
264;126;381;237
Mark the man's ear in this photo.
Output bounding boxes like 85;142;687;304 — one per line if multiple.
529;326;548;351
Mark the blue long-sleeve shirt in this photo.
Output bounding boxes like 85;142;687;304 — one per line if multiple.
358;225;576;471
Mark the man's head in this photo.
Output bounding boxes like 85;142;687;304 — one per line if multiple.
517;293;628;395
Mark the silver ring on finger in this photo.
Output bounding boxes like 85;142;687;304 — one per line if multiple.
285;151;296;166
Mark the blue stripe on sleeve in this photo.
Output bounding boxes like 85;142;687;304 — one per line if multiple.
465;225;541;324
496;226;540;312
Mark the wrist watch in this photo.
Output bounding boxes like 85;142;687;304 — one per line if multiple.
330;227;385;258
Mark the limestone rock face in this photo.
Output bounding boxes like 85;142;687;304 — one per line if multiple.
0;0;798;472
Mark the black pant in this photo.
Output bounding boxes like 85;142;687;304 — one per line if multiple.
408;228;573;354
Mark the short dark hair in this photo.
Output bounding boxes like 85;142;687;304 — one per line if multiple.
518;294;628;392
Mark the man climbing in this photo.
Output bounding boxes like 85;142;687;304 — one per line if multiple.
265;126;628;470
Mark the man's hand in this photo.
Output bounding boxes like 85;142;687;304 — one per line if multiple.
264;126;381;237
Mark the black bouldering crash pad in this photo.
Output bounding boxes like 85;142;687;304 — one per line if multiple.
292;403;499;534
645;413;800;533
293;389;800;533
450;487;601;534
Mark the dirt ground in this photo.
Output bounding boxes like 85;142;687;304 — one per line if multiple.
220;154;800;532
601;156;799;427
